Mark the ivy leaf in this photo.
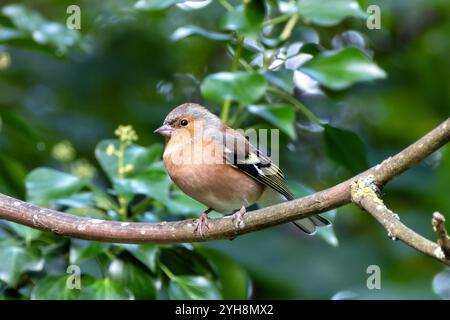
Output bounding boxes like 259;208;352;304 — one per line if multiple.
323;124;369;174
433;268;450;299
7;222;42;244
201;72;267;104
25;168;85;206
300;48;386;90
95;140;162;180
263;70;295;93
298;0;367;26
80;278;134;300
0;240;44;287
70;239;109;264
247;104;297;140
134;0;183;11
121;244;159;273
1;5;81;55
169;276;222;300
113;168;172;203
166;191;207;217
221;3;264;36
198;248;250;299
108;258;157;299
171;25;232;42
31;275;95;300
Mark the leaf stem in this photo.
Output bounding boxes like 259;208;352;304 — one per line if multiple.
280;14;299;41
218;0;233;11
268;87;323;125
221;34;244;123
263;14;292;27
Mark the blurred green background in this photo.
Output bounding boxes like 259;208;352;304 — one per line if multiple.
0;0;449;299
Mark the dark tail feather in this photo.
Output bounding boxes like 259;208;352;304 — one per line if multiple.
292;215;331;235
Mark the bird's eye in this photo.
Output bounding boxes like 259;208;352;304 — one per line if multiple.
180;119;189;126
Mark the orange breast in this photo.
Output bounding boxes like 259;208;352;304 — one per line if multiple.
163;135;264;213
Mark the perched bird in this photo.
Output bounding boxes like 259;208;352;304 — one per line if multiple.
154;103;330;237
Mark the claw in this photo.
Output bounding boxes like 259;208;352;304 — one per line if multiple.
232;206;246;229
194;211;210;238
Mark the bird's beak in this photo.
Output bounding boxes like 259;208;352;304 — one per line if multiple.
154;124;173;137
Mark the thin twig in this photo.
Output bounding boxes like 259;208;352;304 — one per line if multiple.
432;212;450;258
351;175;450;266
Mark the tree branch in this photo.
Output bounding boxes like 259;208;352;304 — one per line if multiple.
0;118;448;256
351;175;450;266
432;212;450;258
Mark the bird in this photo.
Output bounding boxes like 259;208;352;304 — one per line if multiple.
154;102;330;237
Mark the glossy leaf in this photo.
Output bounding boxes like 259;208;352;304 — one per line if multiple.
298;0;367;26
80;278;134;300
221;3;264;36
171;25;232;42
0;241;44;287
201;72;267;104
70;239;109;264
263;70;295;93
300;48;386;90
168;275;222;300
134;0;183;11
113;168;171;203
108;258;157;299
199;248;250;299
7;222;42;244
247;104;297;140
323;124;369;174
31;275;94;300
1;5;80;55
25;168;85;205
433;268;450;299
122;244;159;273
95;140;162;180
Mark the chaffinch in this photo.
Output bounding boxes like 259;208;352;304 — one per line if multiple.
155;103;330;237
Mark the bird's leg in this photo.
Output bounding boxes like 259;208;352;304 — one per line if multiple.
194;208;212;238
232;206;246;229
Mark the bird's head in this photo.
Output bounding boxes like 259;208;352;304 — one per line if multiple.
154;103;223;139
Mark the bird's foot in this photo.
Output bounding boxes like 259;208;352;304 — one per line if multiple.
194;211;210;238
232;206;246;229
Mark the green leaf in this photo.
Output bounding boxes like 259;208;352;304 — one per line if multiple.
169;276;222;300
31;275;95;300
247;104;297;140
80;278;134;300
166;191;206;216
221;3;264;36
300;48;386;90
0;241;43;287
198;248;249;299
25;168;85;206
298;0;367;26
1;5;81;55
95;140;162;180
108;258;157;299
70;239;109;264
433;268;450;299
201;72;267;104
7;222;42;244
171;25;232;42
323;124;369;174
263;70;295;93
134;0;183;11
121;244;159;273
113;168;171;203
